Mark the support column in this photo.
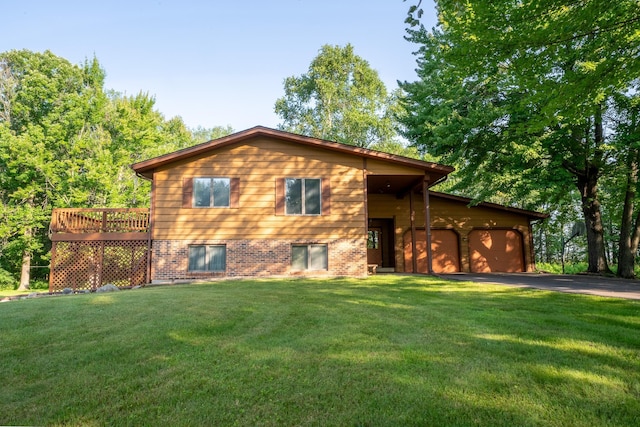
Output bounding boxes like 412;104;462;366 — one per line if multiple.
410;190;418;273
423;180;433;274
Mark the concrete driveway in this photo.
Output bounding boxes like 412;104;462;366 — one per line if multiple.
439;272;640;300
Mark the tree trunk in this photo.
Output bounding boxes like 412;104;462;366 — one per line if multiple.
576;166;611;274
18;249;31;291
575;106;612;275
17;227;33;291
618;149;638;278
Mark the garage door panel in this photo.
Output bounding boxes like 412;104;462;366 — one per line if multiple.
432;229;461;273
403;229;460;273
469;229;524;272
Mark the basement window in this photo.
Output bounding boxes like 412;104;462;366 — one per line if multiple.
291;244;328;271
188;245;226;272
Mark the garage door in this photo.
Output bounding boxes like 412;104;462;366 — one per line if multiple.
469;229;524;272
403;229;460;273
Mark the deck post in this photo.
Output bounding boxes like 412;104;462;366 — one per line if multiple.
49;241;56;293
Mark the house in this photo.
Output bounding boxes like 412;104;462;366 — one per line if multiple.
127;126;546;282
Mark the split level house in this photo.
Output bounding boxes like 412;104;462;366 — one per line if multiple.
48;126;547;290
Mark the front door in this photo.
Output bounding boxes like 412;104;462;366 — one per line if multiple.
367;227;383;266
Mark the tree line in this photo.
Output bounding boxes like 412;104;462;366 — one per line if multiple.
0;50;232;290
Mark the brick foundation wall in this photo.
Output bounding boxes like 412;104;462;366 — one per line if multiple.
151;238;367;282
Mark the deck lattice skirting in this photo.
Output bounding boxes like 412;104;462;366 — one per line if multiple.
48;209;151;291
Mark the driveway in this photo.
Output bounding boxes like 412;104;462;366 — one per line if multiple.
439;272;640;300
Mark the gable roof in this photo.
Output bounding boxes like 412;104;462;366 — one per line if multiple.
431;191;549;220
131;126;454;180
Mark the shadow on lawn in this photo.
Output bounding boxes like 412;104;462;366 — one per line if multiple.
157;276;640;425
9;276;634;425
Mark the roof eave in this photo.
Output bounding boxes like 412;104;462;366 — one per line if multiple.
130;126;454;179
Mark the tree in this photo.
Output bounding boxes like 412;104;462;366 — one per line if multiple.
0;50;228;289
399;1;640;275
275;44;397;148
190;125;234;144
610;90;640;277
0;50;107;290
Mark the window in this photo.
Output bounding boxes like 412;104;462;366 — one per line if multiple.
193;177;230;207
188;245;226;272
285;178;321;215
367;230;380;249
291;244;328;271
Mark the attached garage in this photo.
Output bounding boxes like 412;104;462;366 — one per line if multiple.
469;229;525;272
390;192;547;274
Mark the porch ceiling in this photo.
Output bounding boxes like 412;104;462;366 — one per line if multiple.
367;175;425;196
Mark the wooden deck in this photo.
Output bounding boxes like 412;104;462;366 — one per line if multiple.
49;208;151;291
49;208;150;240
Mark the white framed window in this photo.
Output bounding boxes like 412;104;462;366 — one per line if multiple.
285;178;321;215
193;177;230;207
188;245;226;272
291;244;328;271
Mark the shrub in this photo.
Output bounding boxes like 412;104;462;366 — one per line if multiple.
30;280;49;290
0;268;17;290
536;262;589;274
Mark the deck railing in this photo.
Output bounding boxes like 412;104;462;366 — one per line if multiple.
50;208;150;235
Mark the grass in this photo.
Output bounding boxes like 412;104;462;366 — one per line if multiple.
1;276;639;426
536;262;640;276
0;279;48;297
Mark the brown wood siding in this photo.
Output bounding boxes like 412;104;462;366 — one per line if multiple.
152;138;366;241
365;158;428;176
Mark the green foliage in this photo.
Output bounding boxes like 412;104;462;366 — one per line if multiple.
0;50;97;289
536;262;589;275
537;262;640;277
400;1;640;273
29;279;49;290
1;277;639;425
0;267;16;290
0;49;233;287
369;139;421;159
275;44;397;148
190;125;235;143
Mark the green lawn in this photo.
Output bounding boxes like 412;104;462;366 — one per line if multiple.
1;276;639;426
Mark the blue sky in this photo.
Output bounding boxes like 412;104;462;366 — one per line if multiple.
3;0;437;131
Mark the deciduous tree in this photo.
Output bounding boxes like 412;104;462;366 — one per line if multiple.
0;50;229;289
400;1;640;274
275;44;396;148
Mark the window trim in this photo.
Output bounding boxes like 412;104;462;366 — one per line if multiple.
188;244;227;272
